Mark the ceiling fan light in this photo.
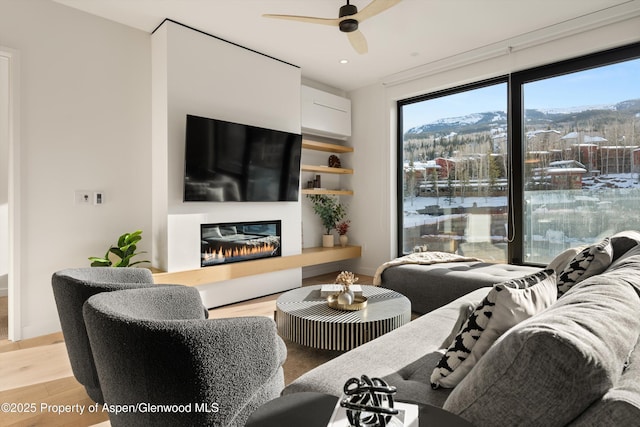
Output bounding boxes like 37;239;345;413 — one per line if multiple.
339;19;359;33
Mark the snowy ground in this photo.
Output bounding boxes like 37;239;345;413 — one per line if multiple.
403;195;506;227
401;173;640;263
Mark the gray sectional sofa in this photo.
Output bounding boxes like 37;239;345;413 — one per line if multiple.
283;231;640;426
379;261;539;314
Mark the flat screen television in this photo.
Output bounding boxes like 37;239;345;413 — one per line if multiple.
183;114;302;202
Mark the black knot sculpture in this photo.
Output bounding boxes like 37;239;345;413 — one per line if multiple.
340;375;399;427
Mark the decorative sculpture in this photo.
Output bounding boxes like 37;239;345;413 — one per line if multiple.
328;154;342;168
340;375;399;427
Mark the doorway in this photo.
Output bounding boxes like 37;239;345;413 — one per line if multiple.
0;54;9;339
1;47;20;341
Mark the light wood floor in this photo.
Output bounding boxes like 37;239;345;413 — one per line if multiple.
0;271;372;427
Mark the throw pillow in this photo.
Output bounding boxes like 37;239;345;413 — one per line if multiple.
440;301;477;349
430;269;557;389
556;237;614;297
546;246;586;274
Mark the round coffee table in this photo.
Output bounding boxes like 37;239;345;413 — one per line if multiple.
276;285;411;351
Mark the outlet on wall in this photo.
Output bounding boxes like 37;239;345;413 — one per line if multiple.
94;191;104;205
74;190;92;205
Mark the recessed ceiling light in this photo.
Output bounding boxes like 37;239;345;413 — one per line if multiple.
339;59;349;64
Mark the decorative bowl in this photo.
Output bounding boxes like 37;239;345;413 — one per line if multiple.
327;294;368;311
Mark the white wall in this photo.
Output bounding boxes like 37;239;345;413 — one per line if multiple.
152;21;303;307
0;55;8;296
0;0;151;339
349;10;640;277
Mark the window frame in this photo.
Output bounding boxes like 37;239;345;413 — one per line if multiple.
397;41;640;263
396;76;508;257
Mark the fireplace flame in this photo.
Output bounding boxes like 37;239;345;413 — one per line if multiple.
202;242;278;263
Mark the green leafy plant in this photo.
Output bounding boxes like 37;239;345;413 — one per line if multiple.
307;195;347;235
89;230;149;267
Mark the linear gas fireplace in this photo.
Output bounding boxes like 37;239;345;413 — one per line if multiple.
200;220;281;267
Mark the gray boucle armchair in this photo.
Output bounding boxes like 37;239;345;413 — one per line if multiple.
51;267;156;403
82;286;287;427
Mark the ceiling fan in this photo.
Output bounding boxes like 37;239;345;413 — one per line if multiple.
263;0;401;54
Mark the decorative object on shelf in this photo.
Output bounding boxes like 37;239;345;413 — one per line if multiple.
314;174;322;188
88;230;149;267
328;271;366;310
328;154;342;168
340;375;398;427
307;194;347;247
337;220;350;247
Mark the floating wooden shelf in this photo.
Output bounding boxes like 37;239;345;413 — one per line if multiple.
302;139;353;153
301;164;353;174
153;245;362;287
302;188;354;196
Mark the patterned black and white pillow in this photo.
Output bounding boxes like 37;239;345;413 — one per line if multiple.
431;268;555;389
557;237;613;297
430;293;495;389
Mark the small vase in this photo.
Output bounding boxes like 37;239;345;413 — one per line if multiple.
337;288;354;305
339;234;348;247
322;234;334;248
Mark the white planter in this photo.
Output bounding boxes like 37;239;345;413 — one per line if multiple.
322;234;334;248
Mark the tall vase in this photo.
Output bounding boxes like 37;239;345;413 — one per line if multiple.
339;234;348;247
322;234;334;248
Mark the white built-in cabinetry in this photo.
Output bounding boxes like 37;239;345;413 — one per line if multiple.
300;85;353;196
301;85;351;139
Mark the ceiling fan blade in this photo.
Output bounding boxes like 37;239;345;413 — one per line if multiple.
262;13;340;27
347;30;368;54
353;0;402;22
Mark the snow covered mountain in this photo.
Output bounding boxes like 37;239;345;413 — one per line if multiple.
405;99;640;139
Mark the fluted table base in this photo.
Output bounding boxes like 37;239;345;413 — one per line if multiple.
276;285;411;351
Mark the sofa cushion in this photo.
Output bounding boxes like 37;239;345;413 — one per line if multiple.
431;269;556;389
443;263;640;427
567;339;640;426
381;262;540;314
557;237;613;297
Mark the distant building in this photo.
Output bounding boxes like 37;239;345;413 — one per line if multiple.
532;160;587;189
547;160;588;189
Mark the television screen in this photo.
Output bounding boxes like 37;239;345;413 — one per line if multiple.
183;115;302;202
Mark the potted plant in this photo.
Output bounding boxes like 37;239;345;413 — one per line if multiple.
336;220;351;247
307;195;347;247
89;230;150;267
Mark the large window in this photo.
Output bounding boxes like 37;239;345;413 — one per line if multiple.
398;42;640;265
518;53;640;264
398;79;508;262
